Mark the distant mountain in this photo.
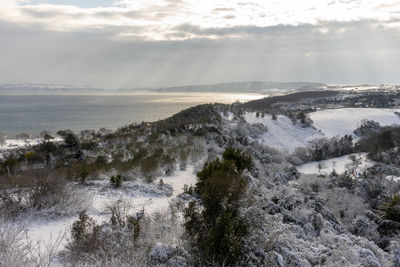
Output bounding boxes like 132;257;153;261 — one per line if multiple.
153;81;326;94
0;81;327;94
0;83;107;94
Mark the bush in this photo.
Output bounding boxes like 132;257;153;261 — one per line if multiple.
62;203;184;266
110;174;123;188
0;175;89;218
1;155;19;175
382;195;400;222
69;210;101;255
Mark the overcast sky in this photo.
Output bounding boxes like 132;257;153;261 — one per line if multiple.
1;0;400;87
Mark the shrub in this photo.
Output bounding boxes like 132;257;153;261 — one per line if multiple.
1;155;19;175
110;175;123;188
25;151;43;166
0;175;89;218
69;210;101;255
382;195;400;222
39;141;58;153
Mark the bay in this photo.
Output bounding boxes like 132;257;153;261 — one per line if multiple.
0;92;263;136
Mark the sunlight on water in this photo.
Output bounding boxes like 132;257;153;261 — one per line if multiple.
146;92;264;103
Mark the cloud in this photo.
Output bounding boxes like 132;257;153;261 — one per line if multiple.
0;19;399;87
0;0;399;40
0;0;399;86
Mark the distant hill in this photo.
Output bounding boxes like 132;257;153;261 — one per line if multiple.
0;81;326;94
0;83;107;94
244;90;340;110
153;81;326;94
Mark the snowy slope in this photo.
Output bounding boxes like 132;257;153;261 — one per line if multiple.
297;153;374;175
242;113;324;152
26;165;197;252
310;108;400;138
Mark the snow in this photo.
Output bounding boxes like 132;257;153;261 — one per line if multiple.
239;108;400;152
297;153;374;176
310;108;400;138
25;165;197;253
242;113;324;152
0;137;64;159
0;138;41;150
385;175;400;183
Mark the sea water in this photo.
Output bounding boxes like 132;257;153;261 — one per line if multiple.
0;92;263;136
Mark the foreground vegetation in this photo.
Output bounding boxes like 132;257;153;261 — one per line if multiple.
1;91;400;266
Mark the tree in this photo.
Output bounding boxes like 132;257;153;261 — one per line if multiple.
184;148;252;265
64;133;79;149
222;147;253;172
40;131;54;141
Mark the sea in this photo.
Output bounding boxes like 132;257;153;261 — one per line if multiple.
0;92;263;137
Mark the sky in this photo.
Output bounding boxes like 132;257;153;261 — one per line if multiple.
0;0;400;87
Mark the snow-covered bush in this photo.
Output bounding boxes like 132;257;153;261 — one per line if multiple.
62;201;187;266
0;176;90;218
0;219;63;267
354;119;381;137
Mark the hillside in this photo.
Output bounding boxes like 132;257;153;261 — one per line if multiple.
1;90;400;266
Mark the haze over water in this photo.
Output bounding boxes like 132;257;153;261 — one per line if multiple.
0;92;262;137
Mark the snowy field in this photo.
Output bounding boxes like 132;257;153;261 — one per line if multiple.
242;113;324;152
239;108;400;152
310;108;400;138
26;165;197;252
297;153;374;175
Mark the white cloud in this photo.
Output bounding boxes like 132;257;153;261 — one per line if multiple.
0;0;399;40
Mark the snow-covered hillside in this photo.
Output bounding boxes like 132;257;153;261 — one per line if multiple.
242;113;324;152
26;165;197;253
238;108;400;152
297;153;374;175
310;108;400;138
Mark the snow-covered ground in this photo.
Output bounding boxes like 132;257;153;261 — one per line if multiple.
297;153;374;176
242;113;324;152
238;109;400;152
0;138;42;150
26;165;197;252
310;108;400;138
0;138;64;159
